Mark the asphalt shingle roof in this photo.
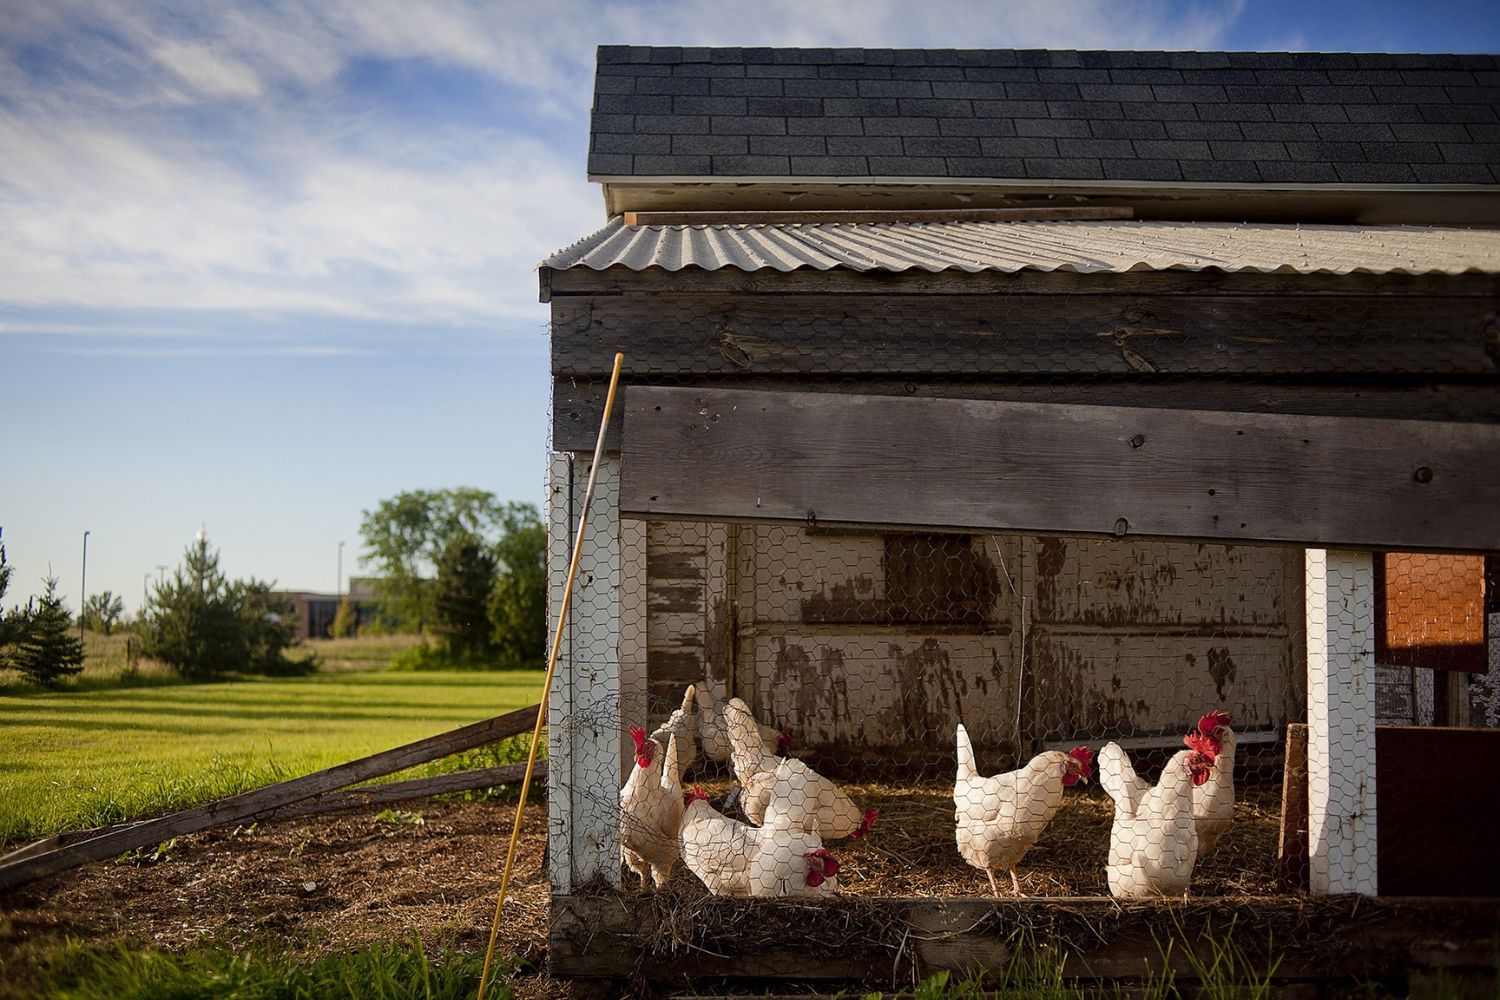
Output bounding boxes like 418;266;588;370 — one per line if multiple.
588;47;1500;184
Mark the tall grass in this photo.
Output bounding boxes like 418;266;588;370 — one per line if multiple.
41;937;515;1000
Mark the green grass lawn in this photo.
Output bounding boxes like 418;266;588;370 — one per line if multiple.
0;670;544;845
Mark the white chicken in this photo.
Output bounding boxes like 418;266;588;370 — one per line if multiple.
677;788;839;898
1189;711;1235;858
695;684;788;763
953;724;1093;896
725;697;876;841
1097;741;1150;820
651;686;700;786
619;726;685;888
1104;745;1215;898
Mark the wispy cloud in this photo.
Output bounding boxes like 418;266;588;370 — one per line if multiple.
0;0;1246;351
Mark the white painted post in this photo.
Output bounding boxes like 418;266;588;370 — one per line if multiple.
547;452;623;894
1305;548;1378;896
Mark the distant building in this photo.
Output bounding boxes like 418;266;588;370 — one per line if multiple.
276;577;384;640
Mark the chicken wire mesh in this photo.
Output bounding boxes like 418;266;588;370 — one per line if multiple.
541;226;1497;906
549;502;1478;901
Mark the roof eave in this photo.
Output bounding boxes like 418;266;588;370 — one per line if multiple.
593;176;1500;225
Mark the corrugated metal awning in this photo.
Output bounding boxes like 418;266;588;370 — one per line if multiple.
542;218;1500;276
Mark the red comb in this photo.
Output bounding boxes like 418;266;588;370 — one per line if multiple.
629;726;647;752
1197;711;1232;736
852;807;879;839
1068;746;1094;773
1184;730;1219;759
684;786;708;805
777;729;793;755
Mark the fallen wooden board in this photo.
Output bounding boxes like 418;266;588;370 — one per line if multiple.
261;762;548;821
620;386;1500;553
0;704;540;892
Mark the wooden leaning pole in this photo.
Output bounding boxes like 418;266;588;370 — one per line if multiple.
476;351;625;999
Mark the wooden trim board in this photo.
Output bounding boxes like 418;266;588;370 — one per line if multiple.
551;292;1499;378
620;386;1500;552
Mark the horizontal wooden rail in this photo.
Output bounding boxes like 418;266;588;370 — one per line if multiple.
620;386;1500;553
0;704;540;892
263;761;548;821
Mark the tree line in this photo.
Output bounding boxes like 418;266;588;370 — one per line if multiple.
359;489;545;668
0;487;545;687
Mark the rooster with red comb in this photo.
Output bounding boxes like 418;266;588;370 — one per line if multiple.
1187;710;1236;858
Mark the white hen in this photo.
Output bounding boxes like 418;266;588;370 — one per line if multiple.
725;697;876;841
954;724;1093;896
651;686;700;786
1189;711;1236;858
677;788;839;898
619;727;684;888
695;685;786;763
1105;746;1214;898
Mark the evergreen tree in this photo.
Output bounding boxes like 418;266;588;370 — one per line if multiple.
0;545;19;672
140;535;300;678
82;591;125;634
432;530;496;660
10;575;84;686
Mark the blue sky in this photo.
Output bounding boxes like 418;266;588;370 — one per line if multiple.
2;0;1498;613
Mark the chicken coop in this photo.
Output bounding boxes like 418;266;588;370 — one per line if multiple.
538;45;1500;989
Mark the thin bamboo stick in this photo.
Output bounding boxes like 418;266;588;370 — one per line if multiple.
476;351;625;999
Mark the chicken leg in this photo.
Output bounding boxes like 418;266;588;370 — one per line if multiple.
986;869;1000;897
1009;868;1024;897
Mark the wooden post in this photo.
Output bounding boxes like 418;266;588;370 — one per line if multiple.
1305;549;1379;896
547;452;623;893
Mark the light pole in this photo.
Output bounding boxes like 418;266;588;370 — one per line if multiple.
337;541;346;600
143;572;152;613
80;530;90;640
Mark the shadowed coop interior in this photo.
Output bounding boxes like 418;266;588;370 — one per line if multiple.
609;518;1300;900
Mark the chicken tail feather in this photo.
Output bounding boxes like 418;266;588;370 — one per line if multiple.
955;724;977;782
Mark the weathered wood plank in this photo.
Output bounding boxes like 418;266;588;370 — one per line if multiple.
552;293;1498;377
1305;550;1378;896
553;377;1500;453
544;263;1499;299
548;892;1500;985
1278;723;1310;891
0;705;539;892
620;386;1500;553
260;762;546;821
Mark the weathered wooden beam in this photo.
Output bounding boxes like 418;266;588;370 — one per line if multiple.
543;265;1499;299
547;453;623;894
1278;723;1310;891
260;762;547;821
549;892;1500;984
552;376;1500;453
621;386;1500;553
0;705;539;892
551;293;1498;378
1305;550;1379;896
620;207;1135;225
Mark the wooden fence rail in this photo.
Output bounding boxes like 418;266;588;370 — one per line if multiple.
0;704;541;892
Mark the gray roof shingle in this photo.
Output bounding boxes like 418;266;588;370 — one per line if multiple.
588;47;1500;184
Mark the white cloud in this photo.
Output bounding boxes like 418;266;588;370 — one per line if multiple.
152;41;263;98
0;0;1247;348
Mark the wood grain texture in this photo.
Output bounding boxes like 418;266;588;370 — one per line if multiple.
0;705;539;892
551;293;1499;377
1278;722;1310;891
621;386;1500;553
552;377;1500;453
548;892;1500;984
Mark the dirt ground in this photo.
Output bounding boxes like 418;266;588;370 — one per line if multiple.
0;780;1284;997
